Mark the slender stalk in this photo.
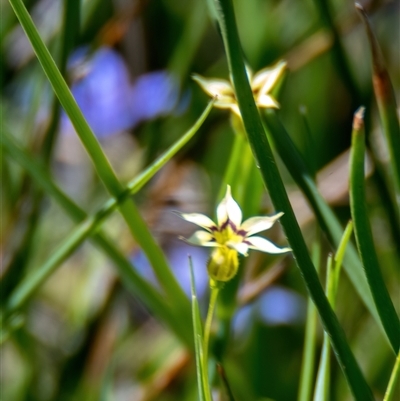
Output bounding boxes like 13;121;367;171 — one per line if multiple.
210;0;374;398
217;131;246;201
349;107;400;353
384;352;400;401
214;119;262;362
190;257;207;401
203;282;220;400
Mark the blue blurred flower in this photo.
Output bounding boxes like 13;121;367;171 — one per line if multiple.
233;285;306;340
131;240;209;299
61;47;182;139
130;71;180;121
257;286;306;325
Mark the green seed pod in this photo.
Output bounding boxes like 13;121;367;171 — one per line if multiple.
207;246;239;282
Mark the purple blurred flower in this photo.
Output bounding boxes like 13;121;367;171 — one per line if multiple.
61;47;182;139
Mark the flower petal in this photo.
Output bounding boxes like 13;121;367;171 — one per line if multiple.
179;213;216;231
256;94;279;109
217;185;242;227
246;236;291;254
241;212;284;236
227;241;249;256
181;231;217;247
192;74;234;97
214;95;237;109
244;64;253;81
253;60;287;95
229;104;241;116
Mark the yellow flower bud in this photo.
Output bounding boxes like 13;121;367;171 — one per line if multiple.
207;246;239;282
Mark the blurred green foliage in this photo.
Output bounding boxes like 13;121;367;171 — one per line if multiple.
1;0;399;400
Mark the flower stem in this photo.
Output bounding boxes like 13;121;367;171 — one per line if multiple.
202;281;221;399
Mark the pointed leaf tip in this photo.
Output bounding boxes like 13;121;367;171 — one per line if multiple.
353;107;365;131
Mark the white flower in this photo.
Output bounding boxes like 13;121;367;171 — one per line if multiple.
179;186;291;282
192;61;287;116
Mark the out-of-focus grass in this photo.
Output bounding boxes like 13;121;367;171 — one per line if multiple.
1;0;399;400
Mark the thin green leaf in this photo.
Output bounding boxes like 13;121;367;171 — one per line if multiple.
60;0;80;75
356;3;400;208
203;283;220;401
314;221;353;401
190;257;207;401
2;0;80;301
299;106;317;180
217;364;236;401
349;107;400;354
1;102;213;347
332;220;353;300
314;255;334;401
209;0;374;398
262;109;382;333
298;240;321;401
384;351;400;401
99;361;114;401
168;0;207;83
313;0;360;100
8;0;189;319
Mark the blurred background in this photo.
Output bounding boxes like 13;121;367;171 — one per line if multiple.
1;0;399;400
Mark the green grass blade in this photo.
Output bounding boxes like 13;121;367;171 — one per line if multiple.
60;0;80;74
298;240;321;401
314;335;331;400
313;0;360;100
1;103;213;346
99;361;114;401
217;364;236;401
168;0;207;83
314;222;353;401
262;109;382;330
299;106;317;180
356;4;400;206
209;0;374;398
190;257;208;401
313;255;334;401
217;130;247;201
333;220;353;296
384;352;400;401
8;0;189;318
349;107;400;354
2;0;80;301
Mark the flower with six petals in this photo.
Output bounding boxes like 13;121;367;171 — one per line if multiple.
179;186;291;282
192;60;286;117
